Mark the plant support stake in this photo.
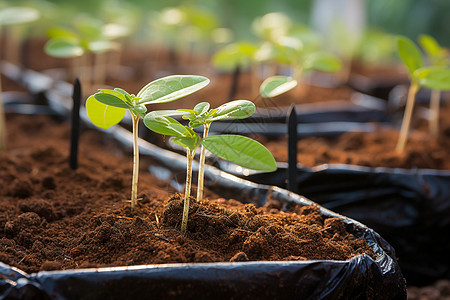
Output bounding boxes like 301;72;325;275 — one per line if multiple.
287;105;298;193
69;78;81;170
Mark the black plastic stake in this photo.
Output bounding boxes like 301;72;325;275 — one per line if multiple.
69;78;82;170
228;65;241;101
287;104;298;193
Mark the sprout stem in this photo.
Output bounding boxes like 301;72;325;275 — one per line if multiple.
396;83;418;153
196;124;210;202
131;113;140;211
181;149;195;234
0;74;6;151
429;89;441;137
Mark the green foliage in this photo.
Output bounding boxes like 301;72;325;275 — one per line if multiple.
415;67;450;91
356;29;398;64
44;37;84;58
202;135;277;171
0;6;40;26
397;36;423;76
143;108;276;172
44;14;126;58
303;52;342;73
86;75;209;130
211;42;258;71
137;75;210;105
397;35;450;90
85;95;126;129
260;76;298;98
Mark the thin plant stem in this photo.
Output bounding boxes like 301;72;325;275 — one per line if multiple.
196;124;210;202
0;74;6;151
181;149;195;234
429;89;441;137
396;83;419;153
131;113;140;211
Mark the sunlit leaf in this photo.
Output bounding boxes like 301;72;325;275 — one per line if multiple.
202;135;277;171
94;90;132;108
86;96;126;129
418;34;443;58
210;100;255;121
0;7;40;25
260;76;297;98
143;115;188;137
303;52;342;73
415;67;450;90
145;110;188;118
193;102;210;115
44;38;84;58
137;75;209;105
211;42;257;71
397;36;423;76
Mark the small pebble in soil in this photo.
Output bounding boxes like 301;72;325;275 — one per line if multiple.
229;252;248;262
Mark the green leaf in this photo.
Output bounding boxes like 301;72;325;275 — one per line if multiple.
303;52;342;73
88;40;119;53
418;34;443;59
193;102;210;115
415;67;450;90
210;100;255;121
74;15;103;41
0;7;40;25
86;96;126;129
202;135;277;171
397;36;423;75
172;128;200;150
143;116;188;137
260;76;298;98
47;27;79;40
94;90;132;108
44;38;84;58
145;110;189;118
211;42;257;71
137;75;210;105
131;104;147;118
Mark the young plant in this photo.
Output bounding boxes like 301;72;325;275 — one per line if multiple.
395;36;450;152
45;15;126;90
418;34;450;137
86;75;209;211
174;100;258;201
144;103;276;233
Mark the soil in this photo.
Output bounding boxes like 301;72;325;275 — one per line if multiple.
407;279;450;300
257;102;450;170
0;113;376;274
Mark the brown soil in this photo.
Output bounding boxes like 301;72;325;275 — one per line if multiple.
0;113;376;274
259;103;450;170
407;279;450;300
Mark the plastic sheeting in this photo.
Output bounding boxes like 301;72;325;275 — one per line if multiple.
0;68;406;299
233;164;450;286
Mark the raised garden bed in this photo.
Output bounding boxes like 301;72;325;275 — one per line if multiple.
0;67;406;298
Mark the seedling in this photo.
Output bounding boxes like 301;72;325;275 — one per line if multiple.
211;42;258;99
85;75;209;211
144;101;276;233
260;75;298;98
418;34;450;136
395;36;450;152
44;15;125;90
